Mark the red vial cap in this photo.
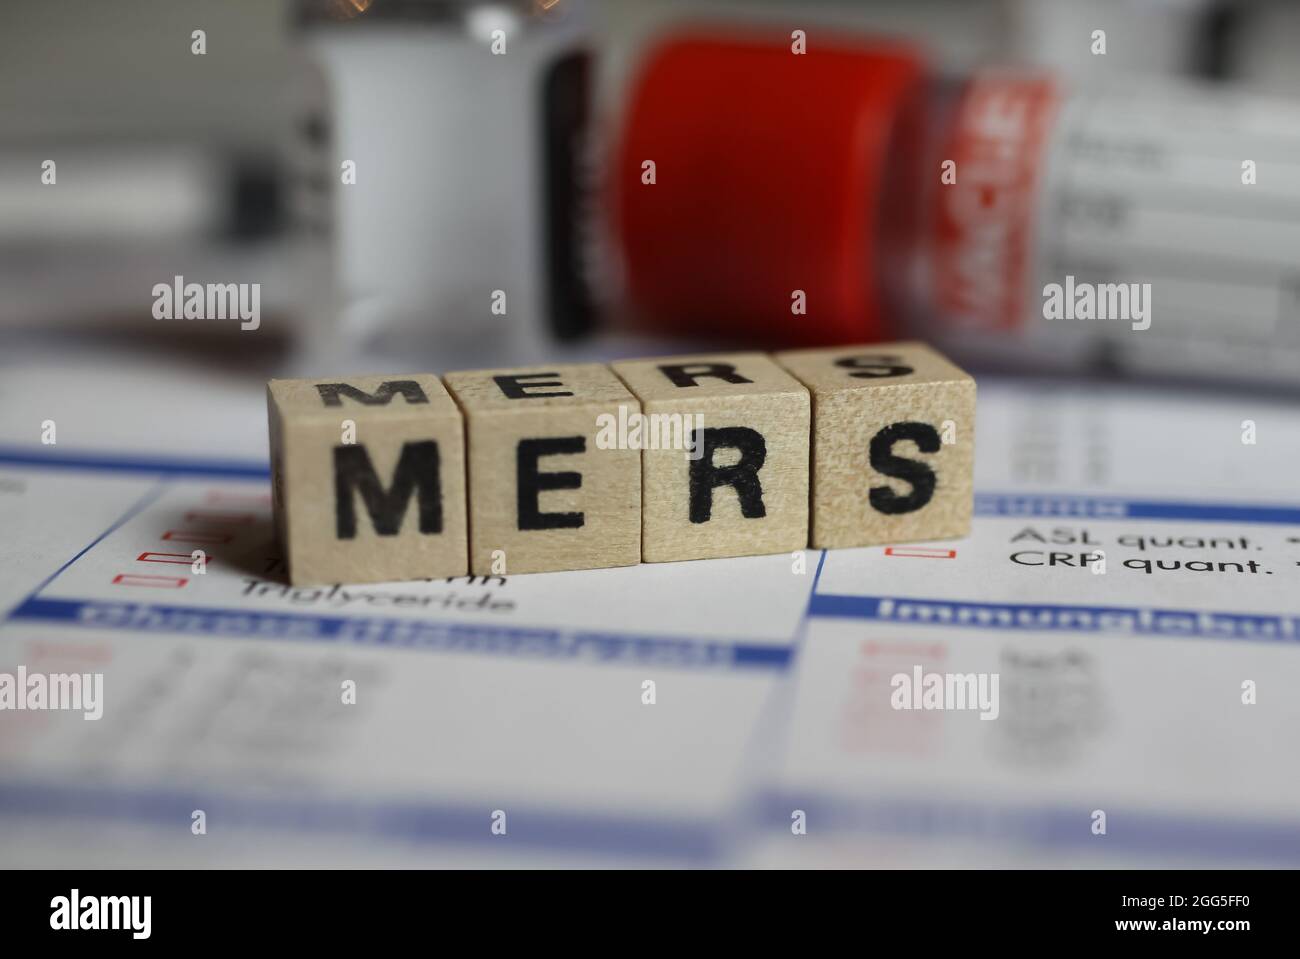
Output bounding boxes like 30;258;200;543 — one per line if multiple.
613;30;927;346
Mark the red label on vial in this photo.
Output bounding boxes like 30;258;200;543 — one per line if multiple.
932;72;1059;332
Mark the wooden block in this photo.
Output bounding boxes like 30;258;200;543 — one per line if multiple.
774;341;975;549
443;363;641;575
610;352;809;563
267;374;469;586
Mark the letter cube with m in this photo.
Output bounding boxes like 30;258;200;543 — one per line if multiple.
267;374;468;585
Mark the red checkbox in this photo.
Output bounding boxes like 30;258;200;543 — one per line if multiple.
137;551;196;565
885;546;957;559
113;573;188;588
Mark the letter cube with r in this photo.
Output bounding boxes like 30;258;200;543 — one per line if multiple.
610;352;810;563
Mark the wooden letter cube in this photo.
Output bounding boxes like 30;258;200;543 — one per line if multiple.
611;352;809;563
267;374;469;586
774;342;975;549
443;363;641;575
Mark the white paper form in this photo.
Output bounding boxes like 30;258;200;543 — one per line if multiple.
2;370;1299;867
0;476;805;866
745;381;1300;868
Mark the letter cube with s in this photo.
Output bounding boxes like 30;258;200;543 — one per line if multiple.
267;374;469;585
775;342;975;549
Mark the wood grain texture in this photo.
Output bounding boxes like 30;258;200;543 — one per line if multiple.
611;352;809;563
267;373;468;586
774;342;975;549
443;363;641;575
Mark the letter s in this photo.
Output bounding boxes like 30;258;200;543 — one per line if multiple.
868;422;940;515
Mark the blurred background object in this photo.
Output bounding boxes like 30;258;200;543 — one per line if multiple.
609;4;1300;387
0;0;332;342
2;0;1299;384
297;0;595;366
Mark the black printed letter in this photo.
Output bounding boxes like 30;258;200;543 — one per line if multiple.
517;437;585;530
689;427;767;523
657;363;753;388
493;373;573;399
834;355;914;379
316;380;428;407
334;442;442;538
868;422;939;514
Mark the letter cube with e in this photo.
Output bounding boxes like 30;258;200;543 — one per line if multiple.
611;352;810;562
774;342;975;549
267;374;468;585
443;364;641;575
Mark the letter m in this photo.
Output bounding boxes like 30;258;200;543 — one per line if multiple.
334;442;442;538
1098;283;1128;319
315;380;428;407
946;673;978;711
101;897;129;930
